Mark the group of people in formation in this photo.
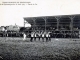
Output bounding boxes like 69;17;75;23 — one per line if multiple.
30;31;51;42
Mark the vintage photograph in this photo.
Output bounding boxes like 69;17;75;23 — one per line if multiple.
0;0;80;60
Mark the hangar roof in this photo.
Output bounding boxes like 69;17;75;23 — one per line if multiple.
24;14;80;27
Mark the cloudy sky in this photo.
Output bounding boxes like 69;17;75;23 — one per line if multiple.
0;0;80;26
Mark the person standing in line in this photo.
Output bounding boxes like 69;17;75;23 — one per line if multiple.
23;32;26;40
48;32;51;41
42;32;45;42
46;32;49;42
38;32;41;41
34;32;37;41
30;32;34;42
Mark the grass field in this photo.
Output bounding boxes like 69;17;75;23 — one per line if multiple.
0;37;80;60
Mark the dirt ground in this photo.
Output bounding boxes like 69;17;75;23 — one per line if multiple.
0;37;80;60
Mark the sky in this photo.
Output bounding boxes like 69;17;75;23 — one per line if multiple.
0;0;80;27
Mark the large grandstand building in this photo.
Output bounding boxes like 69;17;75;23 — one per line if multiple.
24;14;80;38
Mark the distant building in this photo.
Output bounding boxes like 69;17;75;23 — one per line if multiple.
6;25;20;31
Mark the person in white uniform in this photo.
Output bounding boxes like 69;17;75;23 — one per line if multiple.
46;32;49;42
23;32;26;40
38;32;41;41
42;33;45;42
48;32;51;41
34;32;37;41
30;32;34;42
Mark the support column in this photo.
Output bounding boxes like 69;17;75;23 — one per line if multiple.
42;17;48;32
69;16;75;31
32;18;36;32
24;19;27;27
55;17;61;30
24;19;26;27
69;16;75;38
